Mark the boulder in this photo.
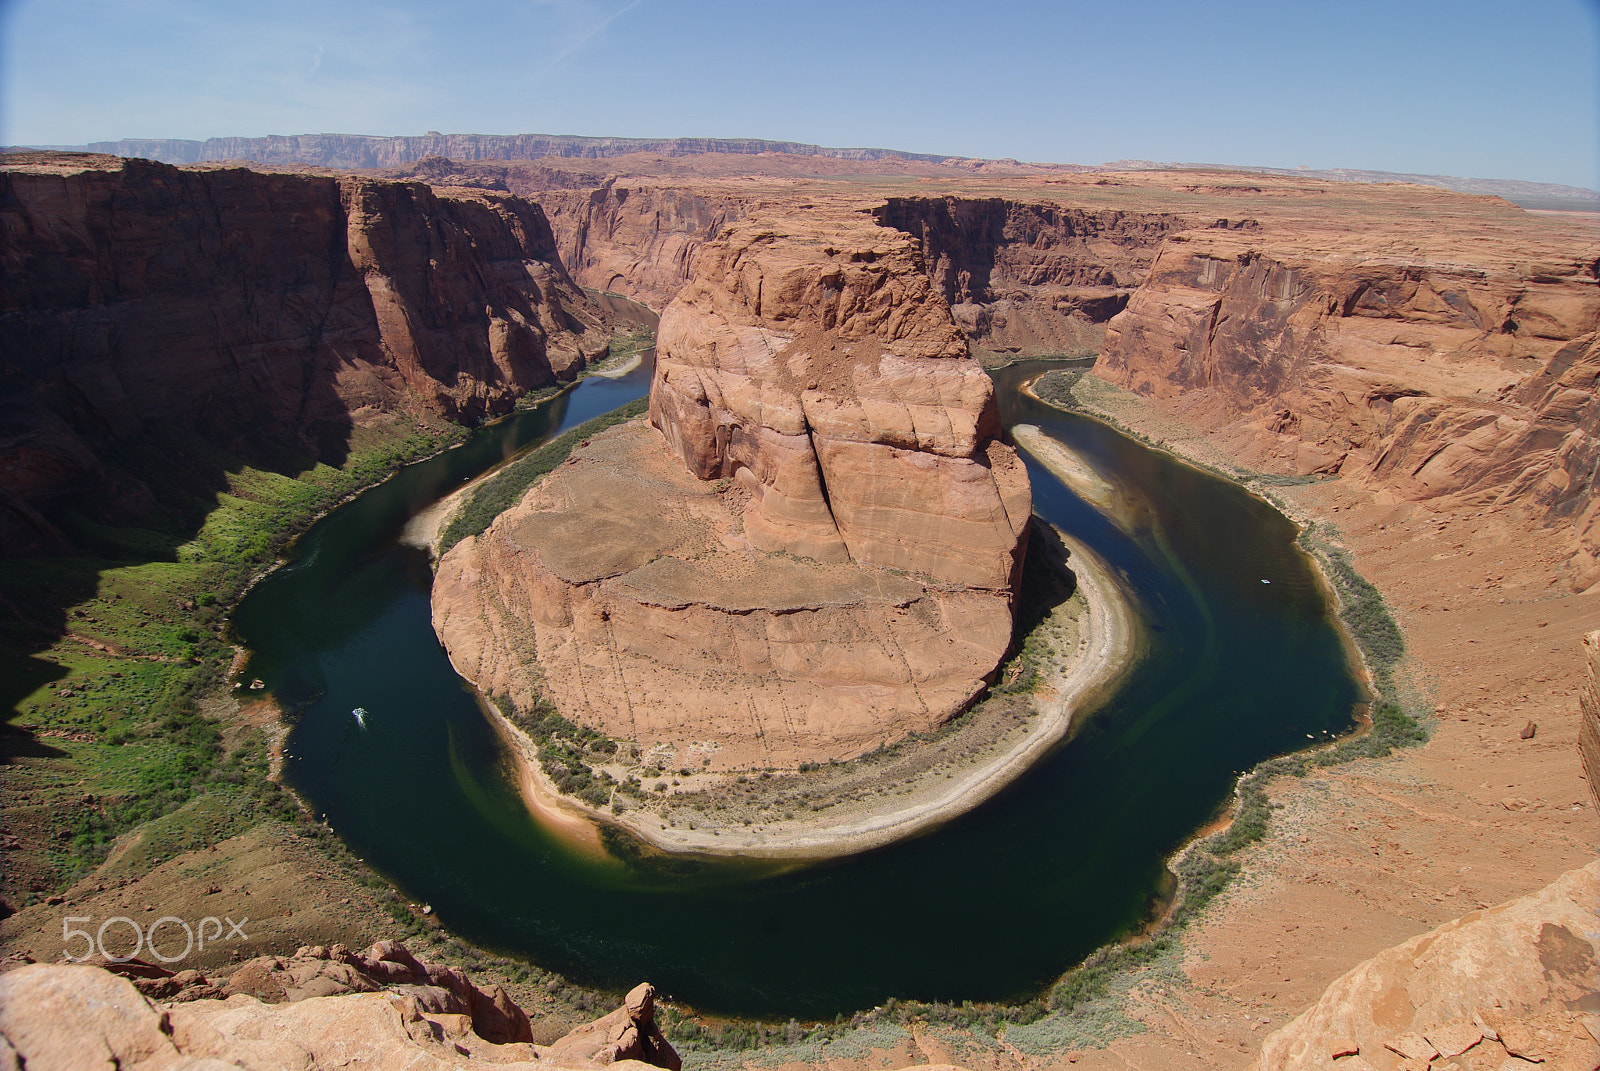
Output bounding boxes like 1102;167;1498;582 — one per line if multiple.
1249;859;1600;1071
544;982;681;1071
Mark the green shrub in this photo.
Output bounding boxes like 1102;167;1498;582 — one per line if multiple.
493;693;621;808
1315;702;1426;763
1305;532;1405;678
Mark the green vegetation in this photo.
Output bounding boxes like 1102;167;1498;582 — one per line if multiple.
1302;523;1405;695
603;325;656;367
1315;701;1428;763
437;397;649;553
1031;368;1088;409
2;417;463;896
492;693;620;809
994;521;1078;696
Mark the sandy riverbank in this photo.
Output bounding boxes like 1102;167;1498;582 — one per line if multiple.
485;519;1139;861
1016;370;1600;1071
398;462;491;554
1011;422;1139;538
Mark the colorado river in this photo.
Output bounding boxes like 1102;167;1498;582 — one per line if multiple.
231;334;1362;1018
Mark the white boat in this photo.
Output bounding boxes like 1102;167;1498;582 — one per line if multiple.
352;707;368;728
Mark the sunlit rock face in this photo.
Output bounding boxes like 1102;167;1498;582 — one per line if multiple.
434;209;1030;770
650;211;1031;591
1093;199;1600;587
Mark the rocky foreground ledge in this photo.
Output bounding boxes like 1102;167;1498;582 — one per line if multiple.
1249;859;1599;1071
0;939;685;1071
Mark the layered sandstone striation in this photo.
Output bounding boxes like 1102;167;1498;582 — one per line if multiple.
1582;631;1600;811
873;196;1179;357
535;183;755;306
434;210;1030;770
649;212;1031;587
0;946;687;1071
1092;185;1600;586
1249;860;1600;1071
0;152;608;555
388;157;761;307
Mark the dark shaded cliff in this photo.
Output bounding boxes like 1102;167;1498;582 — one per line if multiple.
0;152;608;556
386;159;757;307
872;196;1181;357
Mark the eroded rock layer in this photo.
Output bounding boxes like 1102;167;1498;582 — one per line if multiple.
435;422;1014;768
1249;860;1600;1071
650;211;1031;590
873;196;1179;356
434;211;1029;768
0;152;608;555
1092;194;1600;586
1582;631;1600;811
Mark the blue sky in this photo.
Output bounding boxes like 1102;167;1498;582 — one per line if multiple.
4;0;1597;189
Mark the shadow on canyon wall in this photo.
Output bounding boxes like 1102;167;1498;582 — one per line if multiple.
0;153;609;731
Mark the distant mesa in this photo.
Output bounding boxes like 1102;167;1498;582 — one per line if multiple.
15;132;960;169
8;131;1595;209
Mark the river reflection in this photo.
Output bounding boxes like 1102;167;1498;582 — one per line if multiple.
231;341;1361;1018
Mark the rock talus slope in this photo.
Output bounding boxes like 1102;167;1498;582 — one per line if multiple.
434;210;1030;769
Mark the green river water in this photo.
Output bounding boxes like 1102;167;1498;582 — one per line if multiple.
230;339;1362;1018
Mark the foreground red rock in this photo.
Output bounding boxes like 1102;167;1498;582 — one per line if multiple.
434;208;1030;771
1248;860;1599;1071
0;953;681;1070
1;952;977;1071
542;982;681;1071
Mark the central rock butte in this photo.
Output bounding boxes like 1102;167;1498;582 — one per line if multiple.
432;208;1031;770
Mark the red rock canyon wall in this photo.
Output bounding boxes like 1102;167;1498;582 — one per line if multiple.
0;153;608;554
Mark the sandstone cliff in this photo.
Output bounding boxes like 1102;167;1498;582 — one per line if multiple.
1582;631;1600;811
650;212;1031;588
1092;189;1600;586
0;152;609;555
434;208;1030;770
873;196;1179;356
537;183;755;306
387;157;760;307
1249;859;1599;1071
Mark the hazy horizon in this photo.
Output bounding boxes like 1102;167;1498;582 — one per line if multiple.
4;0;1598;190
